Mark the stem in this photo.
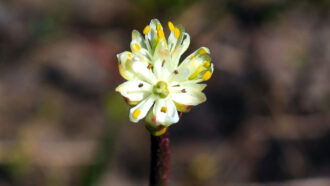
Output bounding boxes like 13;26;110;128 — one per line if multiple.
149;129;170;186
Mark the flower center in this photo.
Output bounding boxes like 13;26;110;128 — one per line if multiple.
153;81;169;98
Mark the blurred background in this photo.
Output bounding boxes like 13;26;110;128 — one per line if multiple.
0;0;330;185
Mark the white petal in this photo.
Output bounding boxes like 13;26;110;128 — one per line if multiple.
178;33;190;56
152;58;163;79
180;47;211;67
168;25;184;52
152;98;179;126
171;33;190;65
129;96;155;123
130;30;152;61
167;26;190;70
146;19;161;49
169;47;213;83
117;51;157;84
153;37;169;60
117;51;135;80
152;57;171;81
131;30;146;49
115;80;152;103
131;55;157;84
170;85;206;106
170;82;207;91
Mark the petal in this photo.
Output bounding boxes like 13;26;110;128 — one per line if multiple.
129;96;155;123
170;47;213;83
117;51;157;84
170;84;207;106
180;47;211;67
167;25;190;70
176;32;190;58
153;36;169;60
140;19;173;80
152;98;179;126
170;82;207;91
152;58;163;80
117;51;135;80
168;25;185;53
131;55;157;84
130;30;152;61
115;80;152;105
143;19;170;58
152;57;171;81
146;19;162;51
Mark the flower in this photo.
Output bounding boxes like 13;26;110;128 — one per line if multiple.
116;19;213;135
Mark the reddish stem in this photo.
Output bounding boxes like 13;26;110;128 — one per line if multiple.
149;130;170;186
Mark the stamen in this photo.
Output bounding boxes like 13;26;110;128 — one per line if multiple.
154;127;167;136
190;56;195;60
132;109;141;119
118;64;123;70
147;64;153;69
168;21;175;31
174;70;178;74
135;43;141;50
138;83;143;87
158;30;165;38
181;89;187;93
174;28;180;38
179;112;183;118
156;24;162;31
161;106;167;113
189;66;205;80
199;48;207;55
203;71;212;81
203;61;211;68
127;53;133;58
143;25;150;34
162;60;165;67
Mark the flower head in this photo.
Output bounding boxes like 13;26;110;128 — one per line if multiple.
116;19;213;135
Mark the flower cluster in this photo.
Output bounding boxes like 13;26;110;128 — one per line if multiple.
116;19;213;135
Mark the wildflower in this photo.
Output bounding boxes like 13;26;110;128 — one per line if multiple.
116;19;213;135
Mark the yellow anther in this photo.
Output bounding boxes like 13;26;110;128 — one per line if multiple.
190;56;195;60
168;21;175;31
157;29;165;38
135;43;141;50
143;25;150;34
118;63;123;70
174;28;180;38
189;66;205;80
153;127;167;136
203;71;212;81
199;48;207;55
132;109;141;119
203;61;211;68
161;106;167;113
156;24;162;31
127;53;133;58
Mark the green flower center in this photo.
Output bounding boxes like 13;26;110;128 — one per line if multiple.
153;81;169;98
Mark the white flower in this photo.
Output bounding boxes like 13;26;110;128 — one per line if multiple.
116;19;213;135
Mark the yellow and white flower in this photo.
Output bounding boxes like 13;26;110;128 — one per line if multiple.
116;19;213;135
